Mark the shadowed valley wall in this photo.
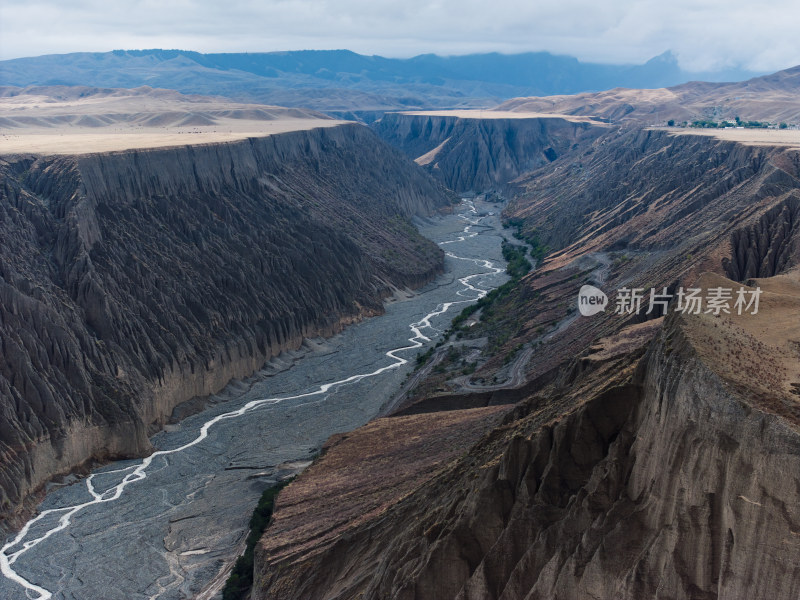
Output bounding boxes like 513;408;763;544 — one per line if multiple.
373;113;606;194
0;123;449;526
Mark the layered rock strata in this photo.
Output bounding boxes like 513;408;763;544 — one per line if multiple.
253;125;800;600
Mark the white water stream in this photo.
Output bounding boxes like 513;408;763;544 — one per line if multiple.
1;200;505;599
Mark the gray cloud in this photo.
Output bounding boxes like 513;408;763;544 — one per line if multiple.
0;0;798;71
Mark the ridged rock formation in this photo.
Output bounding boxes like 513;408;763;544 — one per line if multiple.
254;273;800;599
372;113;606;193
0;123;449;527
507;128;800;258
252;124;800;599
725;195;800;280
427;128;800;397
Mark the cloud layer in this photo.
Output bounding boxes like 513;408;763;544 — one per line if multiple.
1;0;798;71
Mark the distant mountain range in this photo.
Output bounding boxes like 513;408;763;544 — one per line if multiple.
497;64;800;124
0;49;762;115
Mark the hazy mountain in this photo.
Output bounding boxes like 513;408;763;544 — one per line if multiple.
0;49;761;114
497;64;800;123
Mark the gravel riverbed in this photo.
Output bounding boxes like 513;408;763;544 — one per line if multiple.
1;199;508;600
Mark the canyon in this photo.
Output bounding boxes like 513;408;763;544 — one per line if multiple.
1;63;800;600
256;271;800;599
254;84;800;597
0;197;508;600
372;111;608;194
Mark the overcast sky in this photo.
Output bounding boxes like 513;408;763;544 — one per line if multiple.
1;0;798;71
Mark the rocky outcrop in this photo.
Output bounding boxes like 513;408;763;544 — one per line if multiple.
724;195;800;280
373;113;606;193
0;123;449;527
253;405;510;600
253;274;800;599
446;130;800;395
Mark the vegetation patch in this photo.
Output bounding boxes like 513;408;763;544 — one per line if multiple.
501;240;532;279
222;478;294;600
686;116;786;129
443;235;538;357
413;220;543;382
505;218;549;262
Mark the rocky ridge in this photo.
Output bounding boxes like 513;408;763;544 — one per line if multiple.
255;272;800;599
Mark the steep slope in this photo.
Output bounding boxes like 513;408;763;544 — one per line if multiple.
252;128;800;599
506;128;800;258
254;274;800;600
0;123;449;528
454;129;800;395
373;112;607;193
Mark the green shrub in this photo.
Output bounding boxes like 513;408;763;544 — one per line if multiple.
501;241;532;279
415;347;434;368
222;479;293;600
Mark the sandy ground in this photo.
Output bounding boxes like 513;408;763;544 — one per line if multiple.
661;127;800;148
685;271;800;418
0;120;349;154
398;109;608;124
0;86;348;154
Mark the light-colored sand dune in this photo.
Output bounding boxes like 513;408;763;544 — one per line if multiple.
0;86;348;155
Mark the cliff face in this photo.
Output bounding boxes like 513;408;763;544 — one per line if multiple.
422;130;800;400
0;123;449;526
252;126;800;599
372;113;606;193
254;273;800;599
725;195;800;280
507;128;800;258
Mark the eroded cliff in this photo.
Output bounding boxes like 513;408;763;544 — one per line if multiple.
373;112;607;194
254;273;800;599
252;125;800;599
0;123;449;527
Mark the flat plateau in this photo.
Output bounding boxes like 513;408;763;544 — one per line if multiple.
660;126;800;148
0;86;347;154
